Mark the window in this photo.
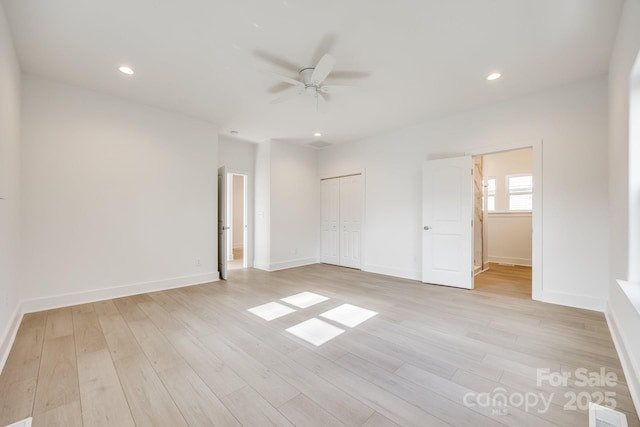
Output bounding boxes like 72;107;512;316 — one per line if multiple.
485;177;496;211
507;174;533;211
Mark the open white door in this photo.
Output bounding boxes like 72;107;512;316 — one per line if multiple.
422;156;474;289
218;166;228;280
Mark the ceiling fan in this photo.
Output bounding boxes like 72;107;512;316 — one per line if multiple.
261;52;364;113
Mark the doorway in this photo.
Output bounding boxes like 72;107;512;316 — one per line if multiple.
473;148;533;297
227;173;248;270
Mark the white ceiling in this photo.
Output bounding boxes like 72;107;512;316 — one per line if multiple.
3;0;623;145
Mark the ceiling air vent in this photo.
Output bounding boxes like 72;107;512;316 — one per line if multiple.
308;140;332;149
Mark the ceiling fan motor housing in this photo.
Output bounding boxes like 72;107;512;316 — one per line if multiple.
299;68;316;86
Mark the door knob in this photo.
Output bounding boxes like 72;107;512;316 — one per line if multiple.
424;226;431;231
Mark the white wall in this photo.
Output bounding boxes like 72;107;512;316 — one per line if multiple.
253;140;320;271
218;134;256;266
21;75;219;309
0;2;22;363
269;140;319;270
319;76;608;310
254;141;271;270
484;149;533;266
607;0;640;414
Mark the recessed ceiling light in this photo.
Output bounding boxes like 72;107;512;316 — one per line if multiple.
487;72;502;81
119;66;134;75
314;132;322;137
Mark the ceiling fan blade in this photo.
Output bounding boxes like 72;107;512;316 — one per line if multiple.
311;54;336;86
271;86;303;104
253;49;300;73
310;33;337;66
319;85;357;94
329;70;371;79
266;71;304;88
267;82;294;94
315;92;329;113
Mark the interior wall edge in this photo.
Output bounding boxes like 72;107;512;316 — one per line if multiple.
605;303;640;416
0;303;23;377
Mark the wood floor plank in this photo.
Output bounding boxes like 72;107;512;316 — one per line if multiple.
0;316;46;384
201;333;300;408
32;400;83;427
0;264;637;426
72;311;107;355
126;318;186;372
76;349;135;427
157;363;241;426
221;386;294;427
97;314;143;361
112;296;149;323
337;353;503;427
290;347;449;427
362;412;400;427
278;393;346;427
164;330;246;398
216;321;375;426
0;377;36;426
44;308;74;340
32;335;80;416
113;353;188;427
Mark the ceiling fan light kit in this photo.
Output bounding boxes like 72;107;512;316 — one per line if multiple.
267;53;357;113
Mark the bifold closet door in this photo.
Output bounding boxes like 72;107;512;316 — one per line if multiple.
320;178;340;265
320;175;362;269
339;175;362;268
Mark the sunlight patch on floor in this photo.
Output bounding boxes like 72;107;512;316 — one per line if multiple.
281;291;330;308
320;303;378;327
247;302;296;321
286;318;345;346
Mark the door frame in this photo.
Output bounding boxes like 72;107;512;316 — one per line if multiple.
464;139;542;301
226;168;252;269
226;172;249;268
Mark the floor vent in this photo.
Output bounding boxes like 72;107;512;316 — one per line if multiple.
5;418;32;427
589;403;628;427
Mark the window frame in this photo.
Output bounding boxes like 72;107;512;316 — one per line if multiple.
505;173;533;212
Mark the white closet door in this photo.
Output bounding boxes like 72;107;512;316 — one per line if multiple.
339;175;362;269
320;178;340;265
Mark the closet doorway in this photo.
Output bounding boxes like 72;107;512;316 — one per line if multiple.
320;174;363;269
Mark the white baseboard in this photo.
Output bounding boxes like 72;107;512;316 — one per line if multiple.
1;272;220;375
605;304;640;416
269;257;318;272
21;272;219;314
253;262;270;272
0;304;23;376
363;264;420;281
536;290;606;312
487;256;532;267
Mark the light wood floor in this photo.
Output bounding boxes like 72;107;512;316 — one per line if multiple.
0;264;638;426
